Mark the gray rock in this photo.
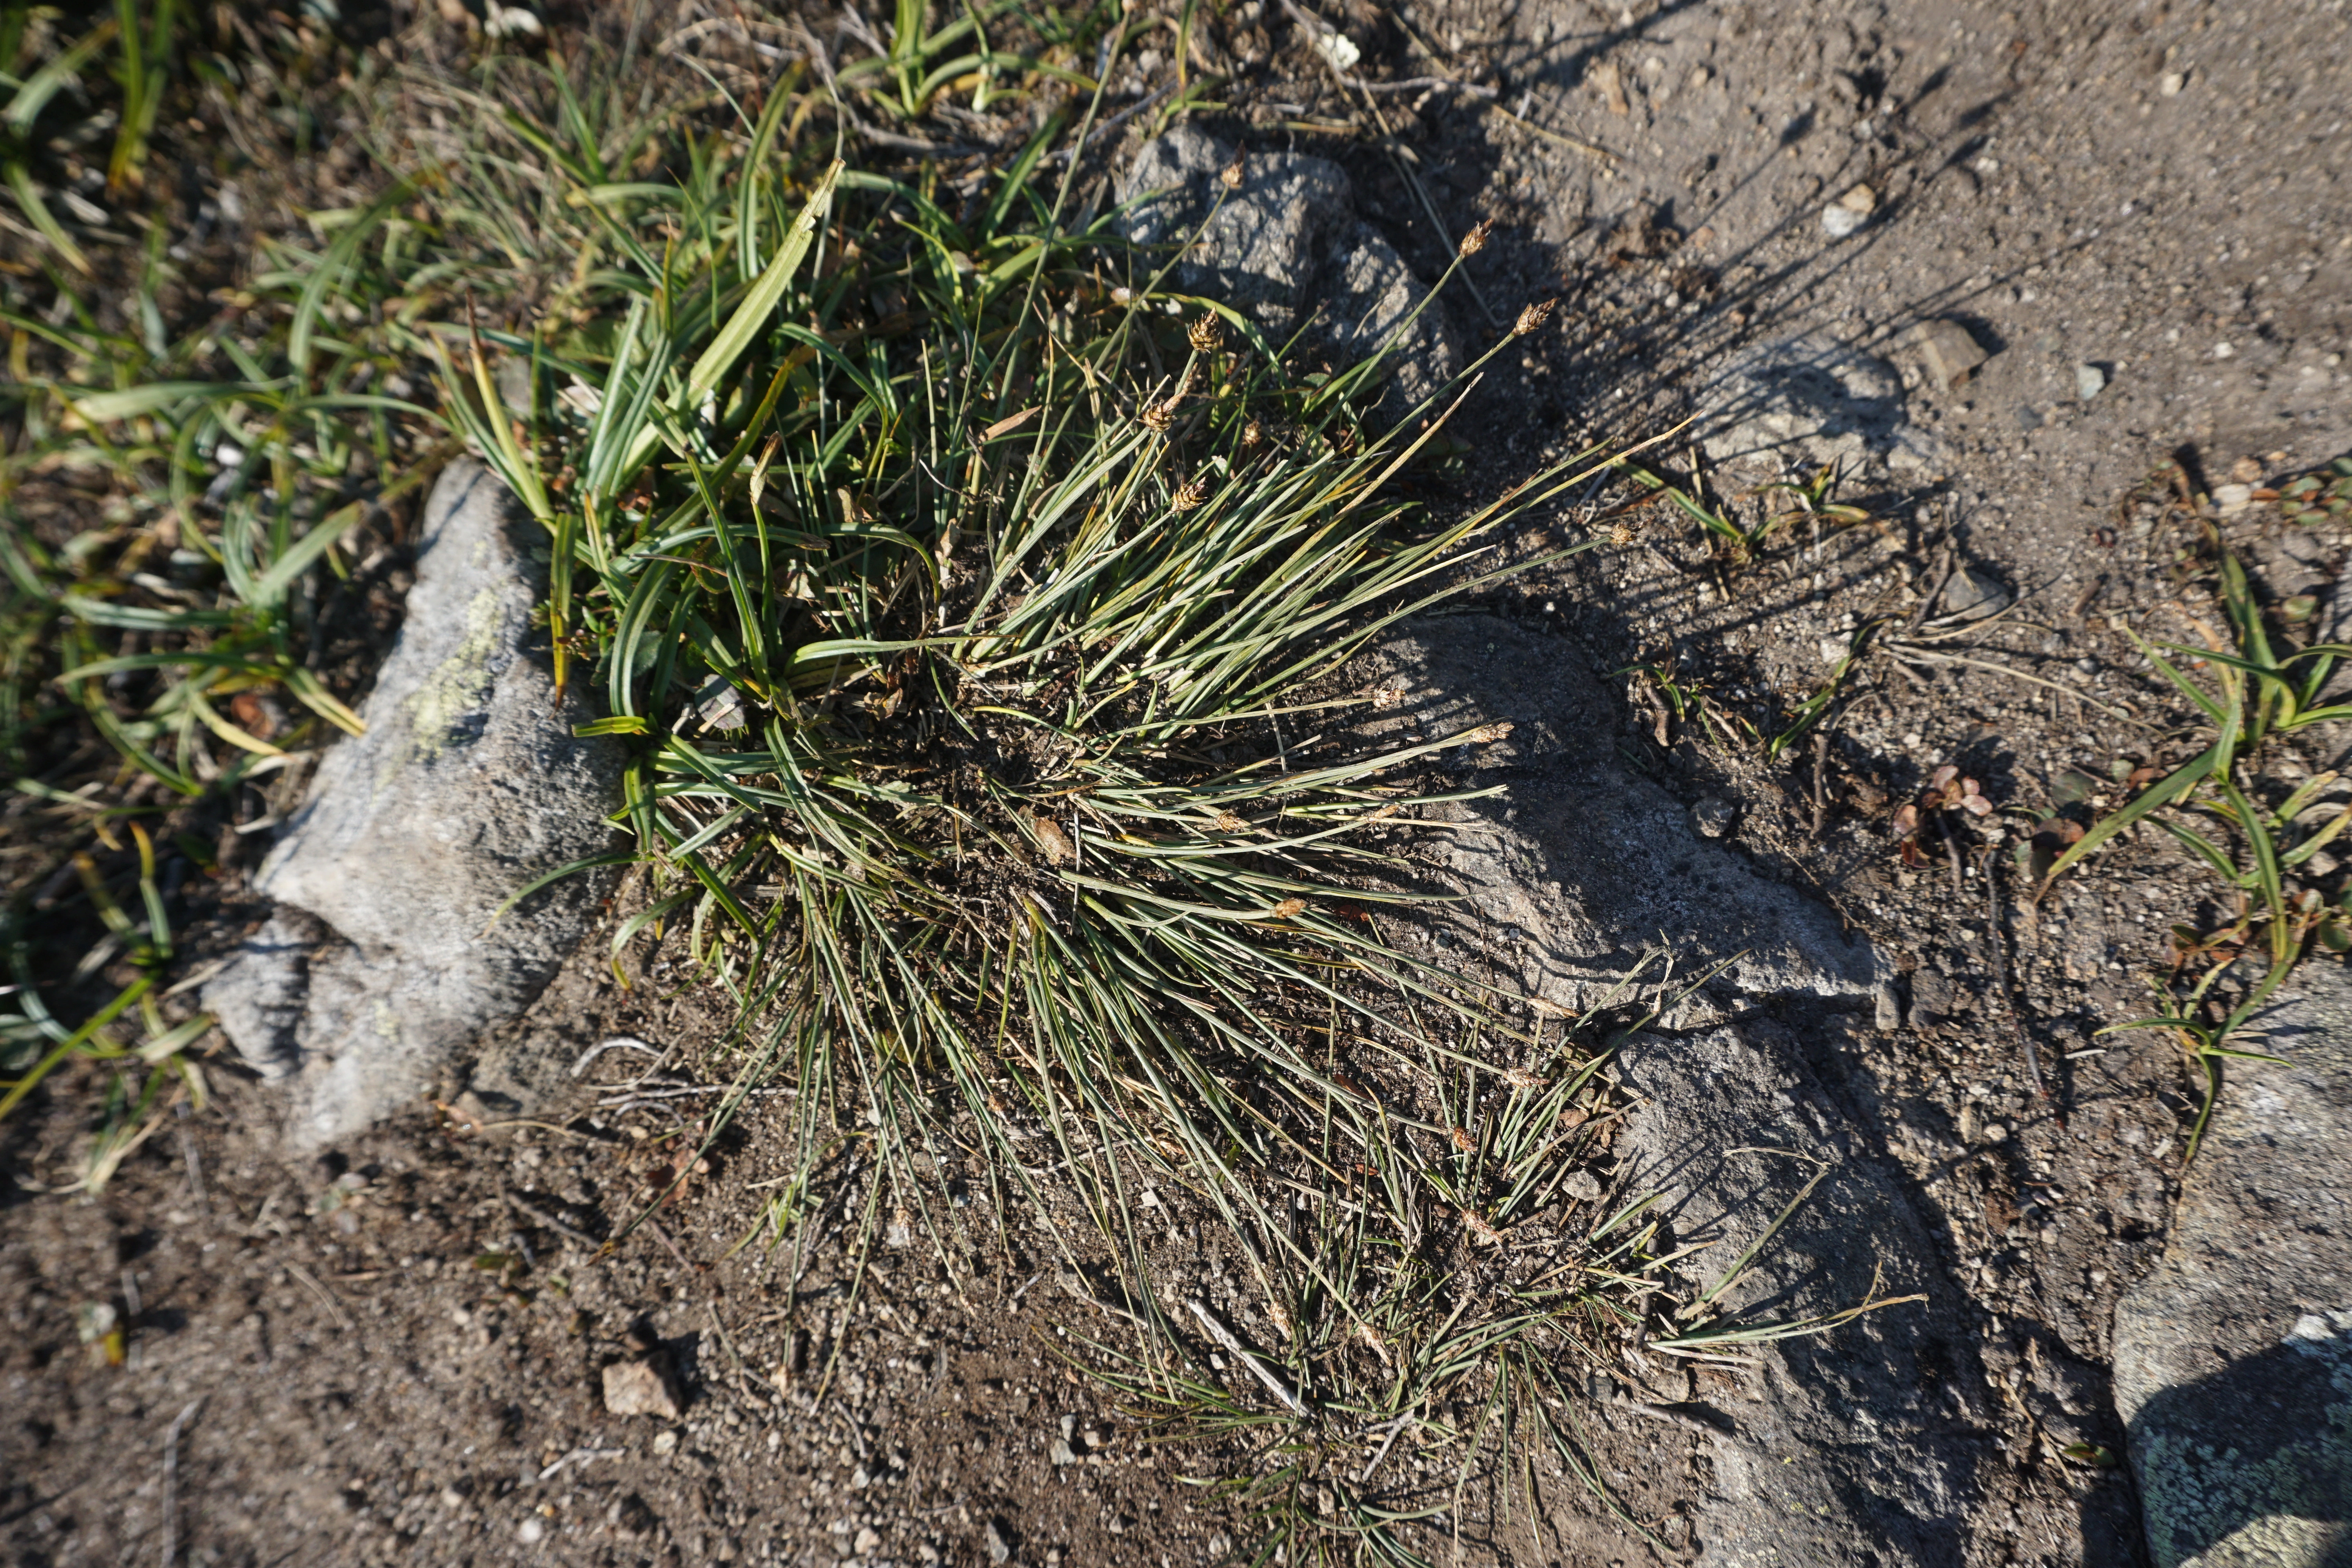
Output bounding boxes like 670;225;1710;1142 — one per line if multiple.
984;1517;1014;1565
1615;1016;1990;1565
1897;319;1990;391
1315;223;1463;428
1690;796;1739;838
1700;331;1940;474
1116;125;1353;338
1943;565;2015;621
1365;615;1882;1009
2077;361;2109;401
1367;613;1991;1560
1119;129;1462;431
205;459;623;1147
2112;962;2352;1568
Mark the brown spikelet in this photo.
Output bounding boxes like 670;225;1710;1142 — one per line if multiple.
1215;811;1247;831
1189;314;1224;352
1459;218;1495;257
1451;1125;1476;1154
1219;153;1245;189
1463;720;1516;744
1513;299;1557;336
1609;521;1638;546
1241;417;1265;449
1501;1066;1542;1091
1172;475;1212;510
1140;401;1176;433
1461;1209;1504;1246
1270;897;1307;919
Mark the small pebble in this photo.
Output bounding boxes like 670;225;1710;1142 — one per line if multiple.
2016;404;2044;430
1944;566;2015;621
2214;483;2254;516
1690;798;1738;838
855;1526;883;1556
2074;363;2106;401
519;1517;546;1544
2159;70;2186;96
1822;203;1869;239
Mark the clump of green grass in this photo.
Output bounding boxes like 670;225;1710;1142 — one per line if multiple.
0;12;1909;1557
2053;547;2352;1158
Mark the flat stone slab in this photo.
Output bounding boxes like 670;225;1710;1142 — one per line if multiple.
2112;963;2352;1568
205;459;622;1147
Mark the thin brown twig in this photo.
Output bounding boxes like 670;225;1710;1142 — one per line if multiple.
286;1263;354;1332
1809;729;1830;841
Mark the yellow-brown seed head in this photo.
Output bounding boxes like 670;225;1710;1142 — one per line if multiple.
1513;299;1556;336
1241;417;1265;449
1189;314;1224;352
1459;218;1495;257
1269;897;1307;919
1609;521;1638;546
1219;154;1245;190
1172;475;1212;510
1141;401;1176;433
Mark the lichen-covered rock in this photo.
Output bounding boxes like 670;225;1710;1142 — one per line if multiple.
1116;125;1353;338
204;459;622;1147
2112;964;2352;1567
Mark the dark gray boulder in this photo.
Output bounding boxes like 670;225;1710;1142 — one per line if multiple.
205;459;623;1146
1116;127;1462;428
1116;123;1354;338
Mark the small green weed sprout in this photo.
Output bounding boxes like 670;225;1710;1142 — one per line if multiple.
2049;549;2352;1157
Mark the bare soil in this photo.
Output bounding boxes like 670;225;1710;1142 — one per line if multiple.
7;1;2352;1566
